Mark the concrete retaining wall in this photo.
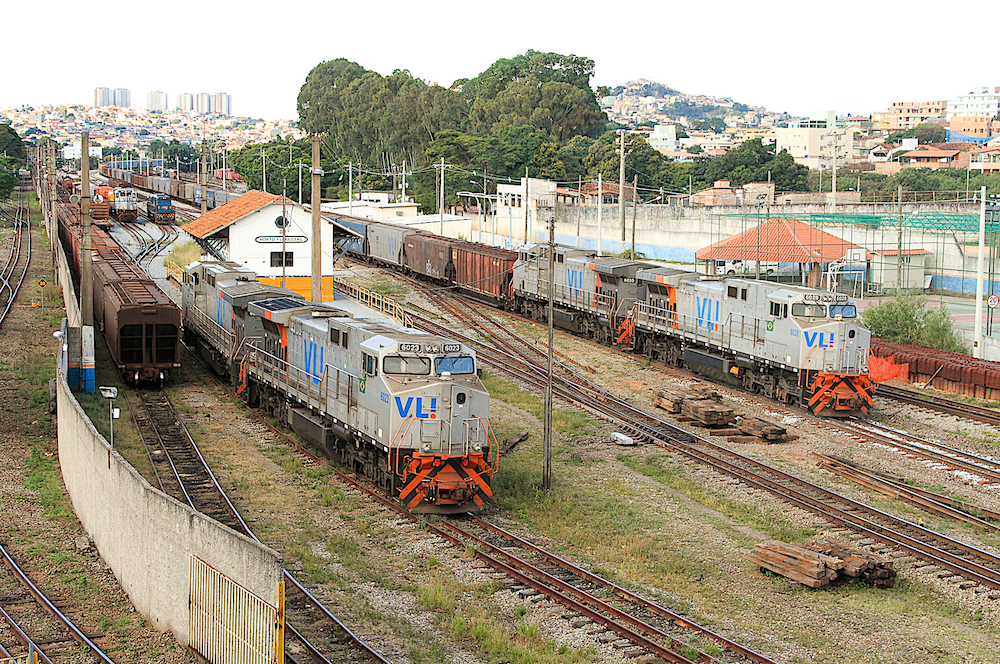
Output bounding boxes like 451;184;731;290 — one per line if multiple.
56;375;283;644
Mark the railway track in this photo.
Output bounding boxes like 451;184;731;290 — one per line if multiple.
0;176;32;327
0;539;117;662
118;221;179;272
877;382;1000;425
124;385;391;663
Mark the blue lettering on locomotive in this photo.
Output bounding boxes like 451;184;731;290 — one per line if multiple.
804;331;835;348
395;396;438;419
303;339;324;384
567;269;583;296
696;296;719;330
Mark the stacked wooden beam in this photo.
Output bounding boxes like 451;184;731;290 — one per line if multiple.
749;540;896;588
652;385;733;427
681;399;734;427
725;417;799;444
652;389;686;414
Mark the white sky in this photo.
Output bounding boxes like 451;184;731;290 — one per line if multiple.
6;0;994;122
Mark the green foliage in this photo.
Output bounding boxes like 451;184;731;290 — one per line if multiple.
862;295;968;353
887;122;947;145
146;139;198;172
701;138;809;191
0;160;14;200
0;124;26;161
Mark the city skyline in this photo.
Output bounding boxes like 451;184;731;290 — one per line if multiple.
5;0;997;122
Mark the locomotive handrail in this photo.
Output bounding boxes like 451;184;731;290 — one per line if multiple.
187;303;234;358
477;416;501;476
389;416;418;478
331;276;412;328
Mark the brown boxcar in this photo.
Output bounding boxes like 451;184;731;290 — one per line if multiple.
452;243;517;304
93;246;181;383
403;233;460;281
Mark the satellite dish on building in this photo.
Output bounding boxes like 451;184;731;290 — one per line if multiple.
93;193;104;204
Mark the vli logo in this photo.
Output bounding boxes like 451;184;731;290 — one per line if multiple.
395;396;437;419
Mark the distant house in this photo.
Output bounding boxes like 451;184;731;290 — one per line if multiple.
899;147;968;169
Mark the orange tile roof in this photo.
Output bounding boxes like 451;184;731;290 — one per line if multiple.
182;190;292;239
696;218;863;263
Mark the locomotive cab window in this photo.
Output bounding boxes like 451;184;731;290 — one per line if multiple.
791;303;827;318
435;356;475;375
329;328;341;345
383;355;431;375
829;304;857;318
362;353;377;376
727;286;738;298
768;302;787;318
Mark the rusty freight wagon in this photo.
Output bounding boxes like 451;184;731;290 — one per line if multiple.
453;243;517;304
403;233;459;281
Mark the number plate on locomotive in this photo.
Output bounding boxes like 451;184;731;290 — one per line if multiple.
398;343;421;352
443;343;461;353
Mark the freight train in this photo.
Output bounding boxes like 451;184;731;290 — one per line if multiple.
57;184;181;384
181;261;499;514
100;165;241;210
330;218;875;417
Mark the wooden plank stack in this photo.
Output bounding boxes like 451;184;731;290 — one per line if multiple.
749;540;896;588
725;417;800;444
652;384;733;427
681;399;734;427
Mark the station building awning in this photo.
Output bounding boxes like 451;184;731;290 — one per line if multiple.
696;218;863;264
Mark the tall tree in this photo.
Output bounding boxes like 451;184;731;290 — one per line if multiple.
0;125;26;162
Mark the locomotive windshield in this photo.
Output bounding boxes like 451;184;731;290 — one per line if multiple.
791;303;827;317
383;355;431;375
435;356;475;375
829;304;857;318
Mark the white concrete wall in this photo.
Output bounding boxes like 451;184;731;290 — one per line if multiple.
56;375;283;644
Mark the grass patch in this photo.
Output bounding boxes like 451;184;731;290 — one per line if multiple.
621;453;817;543
481;370;597;439
448;613;596;663
24;448;71;519
163;240;200;269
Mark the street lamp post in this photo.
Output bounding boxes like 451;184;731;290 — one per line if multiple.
99;386;119;448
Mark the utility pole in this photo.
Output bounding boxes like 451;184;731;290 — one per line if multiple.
48;142;57;270
543;200;555;490
439;157;445;235
523;166;529;245
200;141;207;216
297;160;303;205
619;130;626;243
348;161;354;216
401;160;408;203
311;135;323;303
896;185;903;293
831;122;838;211
630;174;638;258
81;133;93;327
597;173;603;256
576;176;582;248
974;186;987;358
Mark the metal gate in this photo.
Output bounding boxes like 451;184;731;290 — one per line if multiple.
189;556;284;664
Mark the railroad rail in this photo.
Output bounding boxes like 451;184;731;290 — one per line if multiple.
124;385;391;663
843;418;1000;485
877;383;1000;426
0;539;116;662
0;177;31;328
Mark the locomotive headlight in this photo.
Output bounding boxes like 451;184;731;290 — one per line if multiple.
422;444;432;452
473;443;483;452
